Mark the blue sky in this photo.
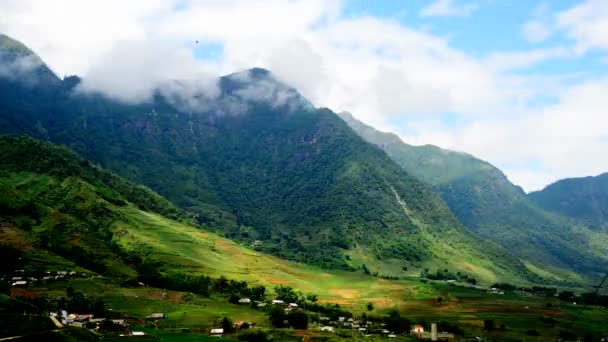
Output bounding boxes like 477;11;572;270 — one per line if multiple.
2;0;607;191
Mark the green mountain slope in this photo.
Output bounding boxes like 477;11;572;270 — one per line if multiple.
338;112;608;282
0;135;182;276
529;173;608;229
0;35;539;283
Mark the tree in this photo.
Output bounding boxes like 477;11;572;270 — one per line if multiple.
483;319;495;331
221;317;234;333
288;312;309;329
269;307;288;328
229;294;240;304
384;309;410;334
99;319;123;333
362;264;370;275
437;297;443;305
366;302;374;311
275;285;298;303
238;330;269;342
249;285;266;301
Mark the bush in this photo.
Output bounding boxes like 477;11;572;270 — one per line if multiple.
238;329;270;342
526;329;540;336
288;312;309;329
221;317;234;333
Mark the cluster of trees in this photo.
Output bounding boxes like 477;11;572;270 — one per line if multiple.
420;268;477;284
12;287;105;316
491;283;557;296
137;265;266;301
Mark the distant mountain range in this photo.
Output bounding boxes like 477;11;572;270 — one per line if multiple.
338;113;608;283
530;173;608;230
1;33;606;285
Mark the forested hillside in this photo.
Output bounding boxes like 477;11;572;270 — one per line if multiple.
339;112;608;282
0;34;537;283
529;173;608;229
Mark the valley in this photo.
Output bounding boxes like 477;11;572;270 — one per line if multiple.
1;31;608;341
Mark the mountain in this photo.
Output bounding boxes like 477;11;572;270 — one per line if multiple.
0;135;180;276
529;173;608;229
339;112;608;282
0;34;540;284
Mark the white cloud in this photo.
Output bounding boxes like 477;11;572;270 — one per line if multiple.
522;20;552;43
557;0;608;53
0;0;606;191
485;47;570;71
420;0;478;18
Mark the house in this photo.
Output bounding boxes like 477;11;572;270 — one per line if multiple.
412;325;425;333
210;328;224;335
73;314;94;321
257;303;267;308
320;316;330;321
11;276;22;281
320;326;334;332
338;317;345;322
111;319;126;326
11;280;27;286
146;313;166;319
388;334;397;338
271;299;285;305
132;332;145;336
238;298;251;304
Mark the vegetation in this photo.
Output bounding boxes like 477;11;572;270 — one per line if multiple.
0;34;543;284
529;172;608;229
339;111;608;283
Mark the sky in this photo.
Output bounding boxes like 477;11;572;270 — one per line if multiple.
1;0;608;192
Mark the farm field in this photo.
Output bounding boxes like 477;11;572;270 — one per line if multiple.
24;275;608;341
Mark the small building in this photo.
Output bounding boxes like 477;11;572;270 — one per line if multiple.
210;328;224;335
257;303;267;308
412;325;425;333
388;334;397;338
11;277;23;281
11;280;27;286
338;317;345;322
146;313;166;319
238;298;251;304
320;316;330;321
132;332;145;336
320;326;334;332
271;299;285;305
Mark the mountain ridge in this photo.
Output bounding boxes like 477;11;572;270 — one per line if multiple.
0;33;595;285
338;111;608;282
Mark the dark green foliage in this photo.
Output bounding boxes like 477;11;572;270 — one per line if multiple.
526;329;540;336
483;319;495;331
339;110;608;281
268;307;288;328
274;285;298;303
288;312;309;329
98;319;125;333
0;36;524;274
238;330;270;342
436;321;464;336
366;302;374;311
221;317;234;333
383;309;410;334
529;173;608;229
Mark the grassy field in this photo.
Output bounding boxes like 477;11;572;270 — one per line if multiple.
26;277;608;341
